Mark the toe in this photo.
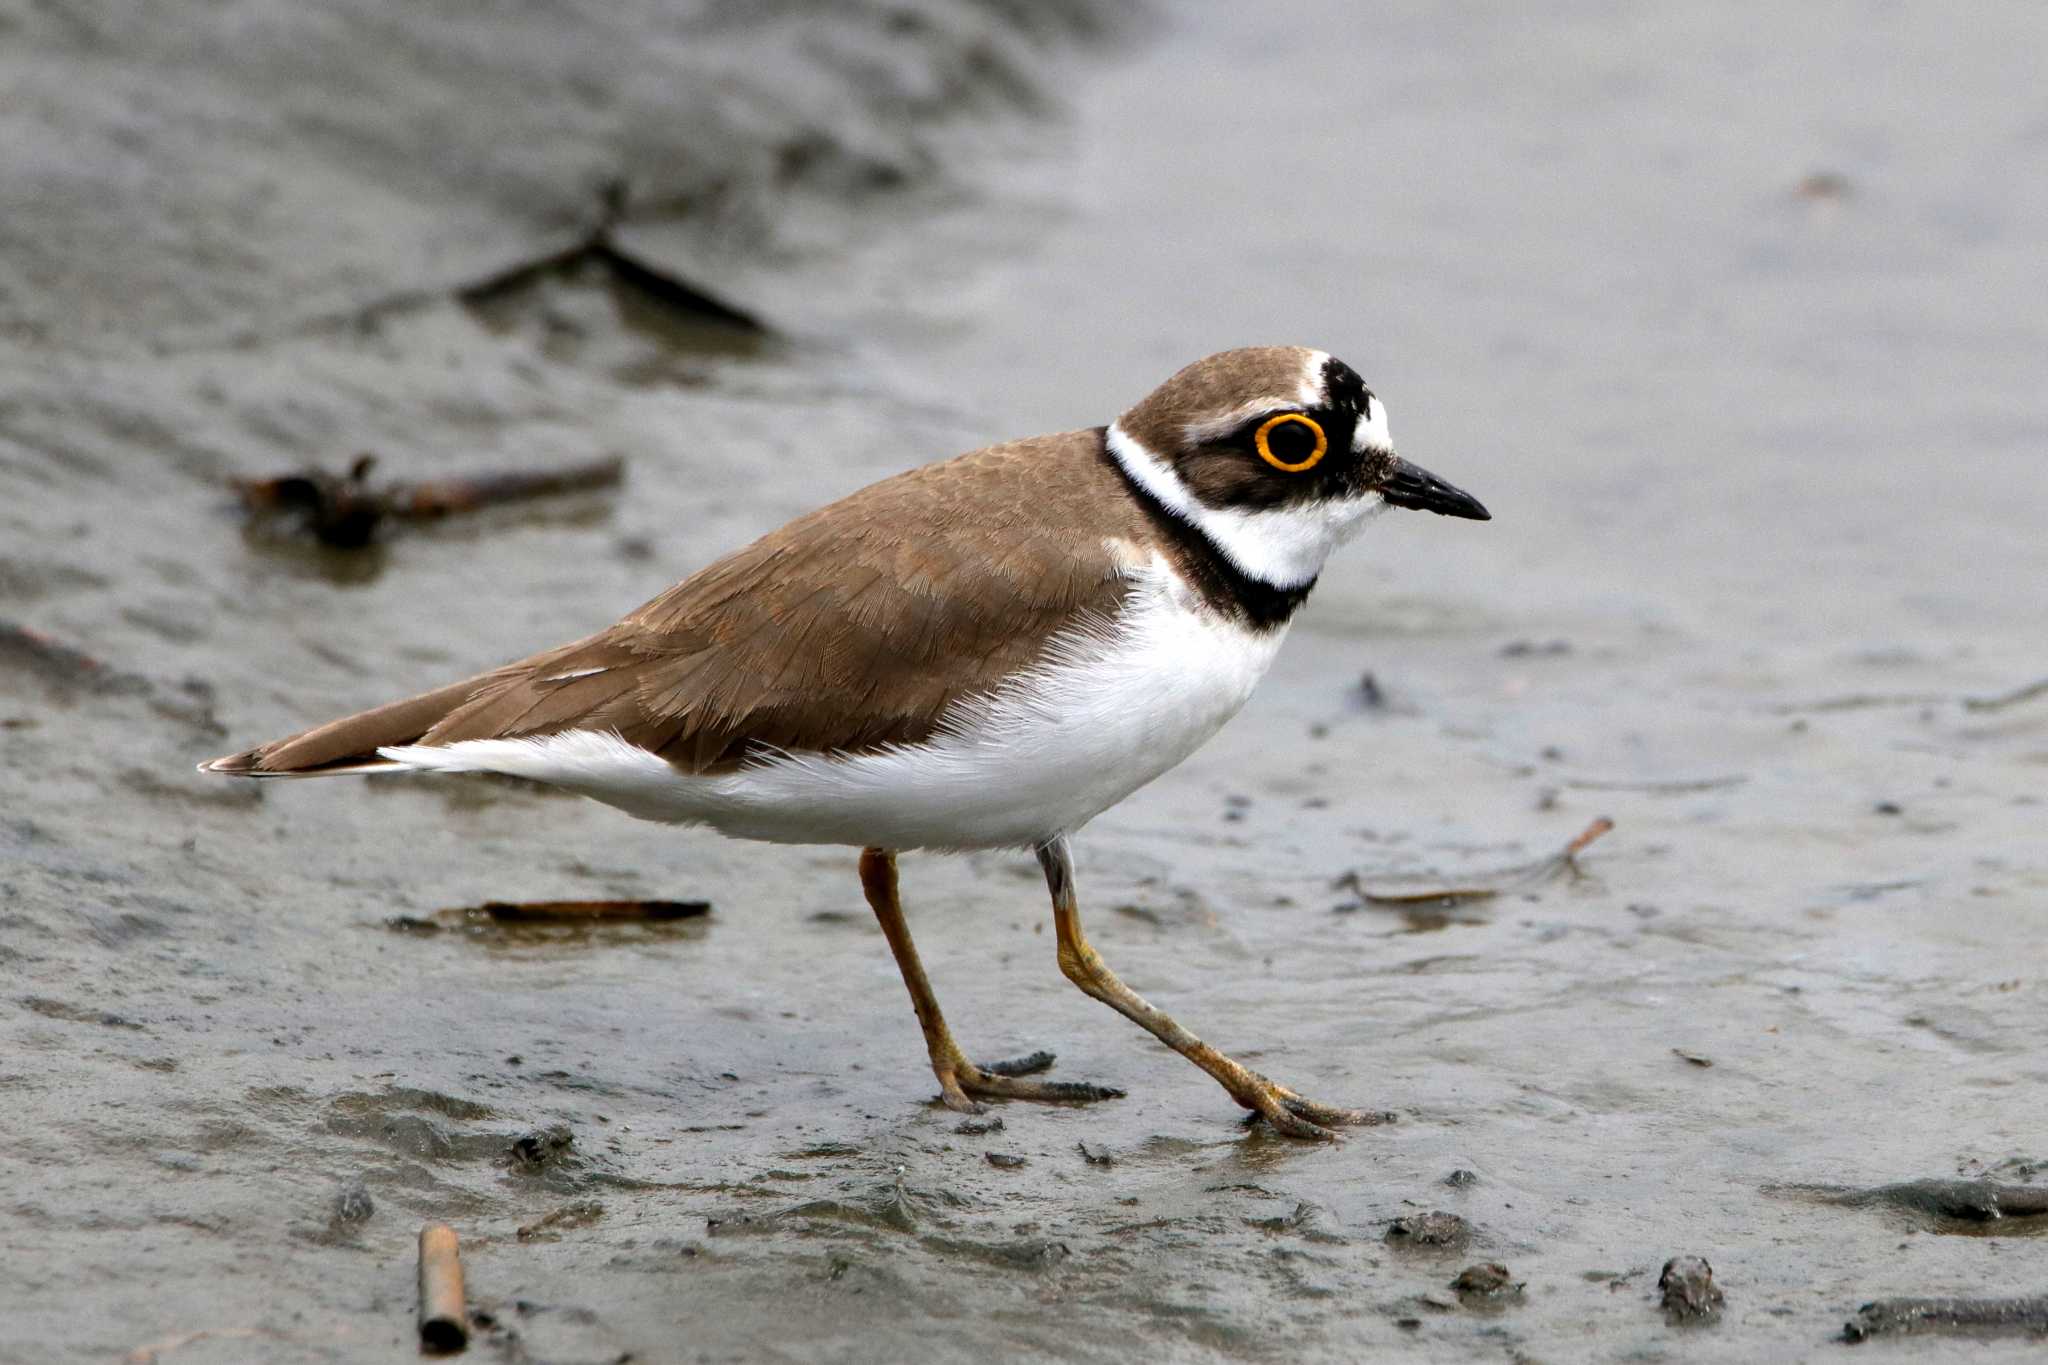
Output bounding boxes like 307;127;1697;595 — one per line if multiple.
1033;1080;1125;1102
978;1050;1057;1077
1234;1086;1350;1140
1282;1096;1391;1127
1252;1104;1339;1141
961;1073;1126;1104
936;1084;988;1115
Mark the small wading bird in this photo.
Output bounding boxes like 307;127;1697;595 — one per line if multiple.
205;347;1488;1139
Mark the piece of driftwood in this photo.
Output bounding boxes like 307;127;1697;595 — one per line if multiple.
417;1223;469;1352
1341;817;1614;906
233;453;623;548
476;898;710;923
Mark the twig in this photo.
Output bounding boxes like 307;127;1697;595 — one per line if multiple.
1845;1295;2048;1342
1769;693;1947;715
1563;776;1745;794
1340;817;1614;906
1963;677;2048;713
1771;1178;2048;1222
455;177;766;334
393;456;625;519
233;454;624;548
477;898;709;923
417;1223;469;1353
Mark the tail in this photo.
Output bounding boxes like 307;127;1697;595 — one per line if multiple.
199;672;501;777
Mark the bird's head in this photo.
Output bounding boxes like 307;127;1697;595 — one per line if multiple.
1109;346;1488;589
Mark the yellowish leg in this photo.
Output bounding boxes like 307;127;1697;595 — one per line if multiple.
859;847;1125;1113
1037;836;1387;1140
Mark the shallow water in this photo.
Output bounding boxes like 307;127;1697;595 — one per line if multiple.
5;3;2048;1362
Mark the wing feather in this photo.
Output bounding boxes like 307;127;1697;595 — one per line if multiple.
205;430;1149;777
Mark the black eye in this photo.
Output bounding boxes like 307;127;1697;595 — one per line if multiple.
1254;413;1327;472
1267;421;1317;461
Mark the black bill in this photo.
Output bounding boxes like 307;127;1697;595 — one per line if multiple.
1380;457;1490;520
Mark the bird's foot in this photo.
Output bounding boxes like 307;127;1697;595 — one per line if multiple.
1234;1074;1396;1141
932;1050;1127;1113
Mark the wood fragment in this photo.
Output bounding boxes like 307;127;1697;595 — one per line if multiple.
1771;1178;2048;1223
1341;817;1613;906
417;1223;469;1353
1769;692;1946;715
230;454;383;546
476;898;709;923
455;176;766;335
392;456;625;519
1563;775;1745;794
1963;677;2048;713
233;453;624;548
1845;1295;2048;1342
1794;170;1854;201
516;1200;604;1242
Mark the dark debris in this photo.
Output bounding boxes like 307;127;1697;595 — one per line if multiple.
510;1125;576;1169
1658;1255;1725;1322
233;453;625;548
1386;1211;1472;1250
1451;1262;1523;1303
1845;1295;2048;1342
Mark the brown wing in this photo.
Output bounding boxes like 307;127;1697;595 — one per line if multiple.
206;429;1149;776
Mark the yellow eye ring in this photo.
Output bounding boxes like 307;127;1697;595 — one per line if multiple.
1253;413;1328;473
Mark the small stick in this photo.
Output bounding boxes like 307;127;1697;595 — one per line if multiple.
1845;1295;2048;1342
1345;816;1615;906
231;453;625;548
1963;676;2048;713
1561;816;1615;860
392;455;625;519
417;1223;469;1352
1562;775;1745;794
476;898;709;923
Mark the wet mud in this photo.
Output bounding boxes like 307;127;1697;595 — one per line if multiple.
6;2;2048;1362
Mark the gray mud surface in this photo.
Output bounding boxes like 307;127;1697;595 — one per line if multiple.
5;3;2047;1362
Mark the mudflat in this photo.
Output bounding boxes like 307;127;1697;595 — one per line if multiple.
3;4;2045;1362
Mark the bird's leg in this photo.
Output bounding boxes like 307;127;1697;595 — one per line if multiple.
858;847;1125;1113
1035;836;1386;1140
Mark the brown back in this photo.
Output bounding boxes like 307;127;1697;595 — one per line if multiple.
211;429;1153;775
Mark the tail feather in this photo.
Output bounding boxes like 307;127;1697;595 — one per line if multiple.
199;673;502;777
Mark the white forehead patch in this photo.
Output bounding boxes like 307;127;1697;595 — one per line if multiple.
1176;350;1389;454
1353;395;1392;453
1299;349;1332;407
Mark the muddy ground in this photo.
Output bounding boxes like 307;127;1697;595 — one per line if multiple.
4;3;2047;1362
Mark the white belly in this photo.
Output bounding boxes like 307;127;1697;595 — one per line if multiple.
381;561;1285;851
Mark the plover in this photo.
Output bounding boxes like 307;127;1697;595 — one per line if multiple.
204;346;1488;1139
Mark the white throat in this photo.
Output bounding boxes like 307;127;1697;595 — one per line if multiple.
1105;421;1385;590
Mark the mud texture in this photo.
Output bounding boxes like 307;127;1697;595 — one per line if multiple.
6;3;2048;1363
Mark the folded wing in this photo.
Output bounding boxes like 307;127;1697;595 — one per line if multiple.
203;430;1140;777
